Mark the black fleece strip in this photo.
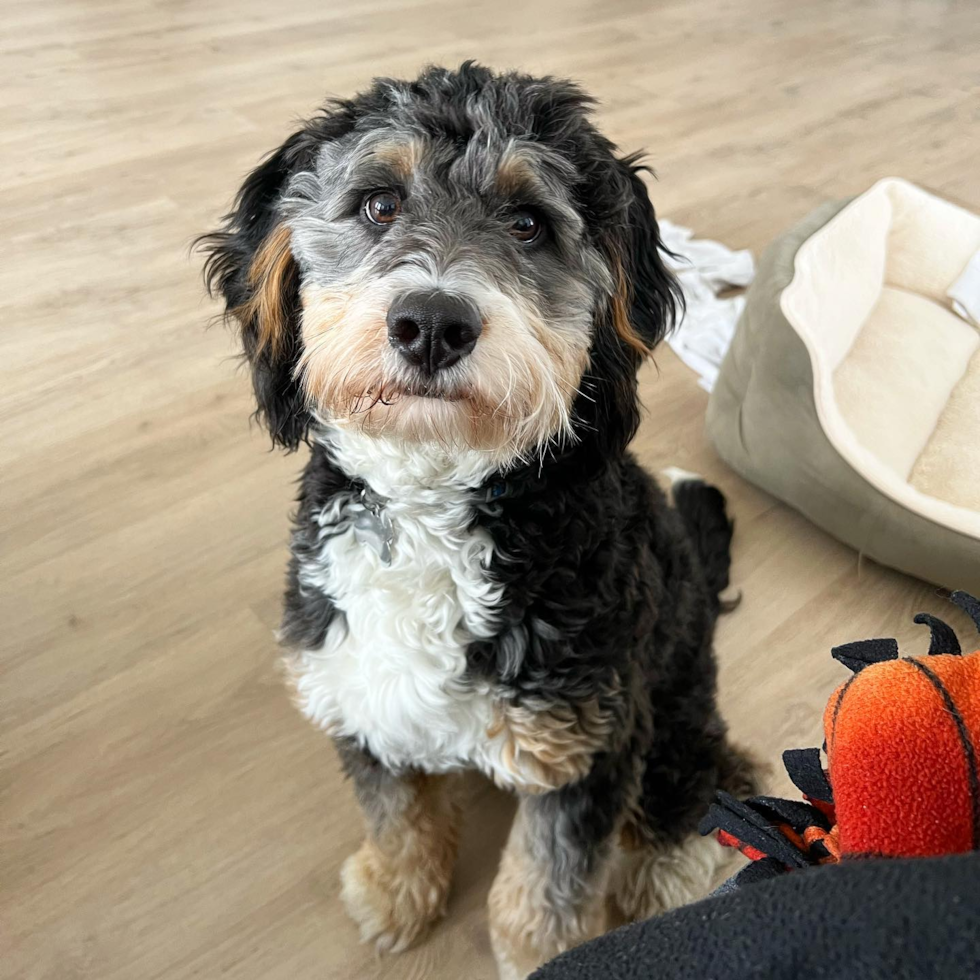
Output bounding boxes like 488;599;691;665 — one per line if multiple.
750;796;832;834
949;591;980;633
904;657;980;849
832;637;900;673
700;794;812;869
784;747;834;804
912;613;961;656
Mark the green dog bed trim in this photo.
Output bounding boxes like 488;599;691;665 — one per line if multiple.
707;178;980;591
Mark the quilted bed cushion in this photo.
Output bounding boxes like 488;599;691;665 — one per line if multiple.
707;178;980;590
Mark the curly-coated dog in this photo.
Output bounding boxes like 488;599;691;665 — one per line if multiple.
200;62;756;980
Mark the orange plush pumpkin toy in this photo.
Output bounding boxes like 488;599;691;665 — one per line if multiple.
701;590;980;882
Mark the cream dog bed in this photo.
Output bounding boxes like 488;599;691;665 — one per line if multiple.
707;178;980;591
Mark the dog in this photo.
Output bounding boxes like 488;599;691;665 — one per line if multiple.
200;62;756;980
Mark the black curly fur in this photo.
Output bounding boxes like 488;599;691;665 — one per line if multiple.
200;62;752;926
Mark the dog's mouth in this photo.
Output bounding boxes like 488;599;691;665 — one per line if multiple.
391;379;468;402
404;383;466;402
367;380;469;405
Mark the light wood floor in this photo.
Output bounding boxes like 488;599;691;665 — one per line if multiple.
3;1;978;978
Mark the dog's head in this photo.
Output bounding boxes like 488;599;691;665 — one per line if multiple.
200;63;680;466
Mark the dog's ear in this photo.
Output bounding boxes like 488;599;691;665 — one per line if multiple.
575;156;684;454
199;117;347;450
602;156;683;359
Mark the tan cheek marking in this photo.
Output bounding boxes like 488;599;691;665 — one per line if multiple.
531;315;590;397
296;285;388;417
488;698;614;793
232;223;297;357
298;285;356;343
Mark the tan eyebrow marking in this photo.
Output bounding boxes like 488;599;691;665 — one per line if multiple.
495;146;540;197
371;138;427;180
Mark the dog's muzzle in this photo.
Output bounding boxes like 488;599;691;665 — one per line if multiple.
386;290;482;377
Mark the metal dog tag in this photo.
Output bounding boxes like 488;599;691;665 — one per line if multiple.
353;494;395;565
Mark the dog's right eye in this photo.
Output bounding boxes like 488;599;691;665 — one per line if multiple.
509;209;544;244
363;190;401;226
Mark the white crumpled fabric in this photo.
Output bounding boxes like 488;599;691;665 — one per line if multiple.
659;219;755;391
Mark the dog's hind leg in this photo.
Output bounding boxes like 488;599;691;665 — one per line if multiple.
613;740;762;920
488;777;620;980
335;739;462;954
612;829;731;921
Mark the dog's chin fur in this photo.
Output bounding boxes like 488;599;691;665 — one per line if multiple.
200;63;753;979
317;396;564;472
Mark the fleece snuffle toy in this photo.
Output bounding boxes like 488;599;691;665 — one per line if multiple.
701;589;980;884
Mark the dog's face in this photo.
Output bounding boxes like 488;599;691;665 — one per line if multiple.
201;64;680;467
286;124;607;460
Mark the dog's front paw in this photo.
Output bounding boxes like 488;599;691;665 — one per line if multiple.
340;841;449;954
490;941;540;980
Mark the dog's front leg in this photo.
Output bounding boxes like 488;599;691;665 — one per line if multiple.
488;780;615;980
335;739;462;954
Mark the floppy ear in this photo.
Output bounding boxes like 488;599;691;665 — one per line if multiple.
577;158;683;456
198;127;321;450
603;156;683;358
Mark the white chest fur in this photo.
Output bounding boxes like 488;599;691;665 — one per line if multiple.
289;431;510;778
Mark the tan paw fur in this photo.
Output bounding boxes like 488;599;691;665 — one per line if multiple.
340;839;450;954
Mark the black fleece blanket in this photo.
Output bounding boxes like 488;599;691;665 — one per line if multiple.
533;852;980;980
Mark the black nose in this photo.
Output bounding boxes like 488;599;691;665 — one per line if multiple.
386;291;483;374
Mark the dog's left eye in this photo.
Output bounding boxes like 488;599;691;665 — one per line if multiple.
510;210;543;244
364;190;401;226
